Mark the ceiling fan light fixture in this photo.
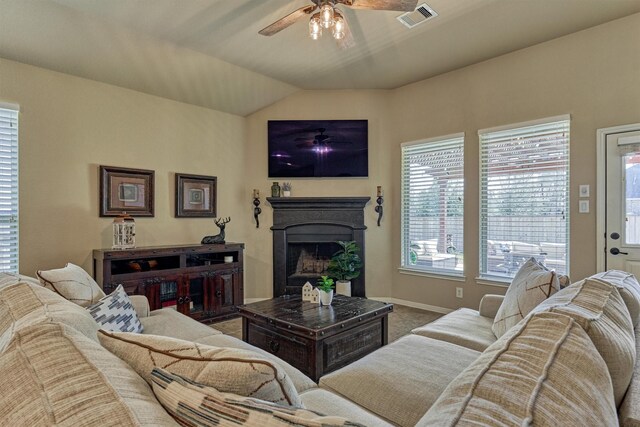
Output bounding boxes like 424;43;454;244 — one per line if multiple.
320;3;335;29
332;12;345;40
309;13;322;39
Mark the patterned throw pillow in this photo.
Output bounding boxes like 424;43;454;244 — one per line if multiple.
87;285;143;333
98;330;301;406
491;258;560;338
150;368;363;427
36;262;105;307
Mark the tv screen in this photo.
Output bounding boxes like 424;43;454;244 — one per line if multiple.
268;120;368;178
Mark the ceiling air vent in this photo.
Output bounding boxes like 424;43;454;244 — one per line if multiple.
396;3;438;29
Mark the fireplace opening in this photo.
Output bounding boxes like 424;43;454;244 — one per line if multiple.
287;242;340;288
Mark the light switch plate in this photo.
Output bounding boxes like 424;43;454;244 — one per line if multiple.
579;184;590;197
579;200;590;213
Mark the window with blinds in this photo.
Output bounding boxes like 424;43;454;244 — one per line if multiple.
401;133;464;275
0;106;18;273
479;116;569;280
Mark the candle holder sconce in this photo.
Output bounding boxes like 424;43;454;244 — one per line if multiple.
253;197;261;228
375;196;383;226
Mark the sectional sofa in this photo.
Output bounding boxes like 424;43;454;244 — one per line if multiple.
1;269;639;426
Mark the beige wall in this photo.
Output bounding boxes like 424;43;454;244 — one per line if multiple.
0;58;248;277
246;13;640;308
244;90;394;299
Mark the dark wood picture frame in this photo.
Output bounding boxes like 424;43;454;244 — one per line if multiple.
100;166;155;217
175;173;217;218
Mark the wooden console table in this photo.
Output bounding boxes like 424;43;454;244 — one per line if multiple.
93;243;244;324
237;295;393;382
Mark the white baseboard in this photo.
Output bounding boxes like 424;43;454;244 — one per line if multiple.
368;297;453;314
243;297;270;304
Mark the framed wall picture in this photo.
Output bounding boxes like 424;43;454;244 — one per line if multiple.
175;173;217;218
100;166;155;217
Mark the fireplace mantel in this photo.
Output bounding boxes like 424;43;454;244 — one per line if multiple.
268;196;370;297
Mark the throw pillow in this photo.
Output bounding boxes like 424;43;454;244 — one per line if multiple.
150;368;363;427
87;285;143;333
416;312;617;427
98;330;302;407
491;257;560;338
0;272;42;289
0;322;176;426
36;262;105;307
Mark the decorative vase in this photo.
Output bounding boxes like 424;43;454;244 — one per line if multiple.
271;182;281;197
319;289;334;306
283;190;291;197
335;280;351;297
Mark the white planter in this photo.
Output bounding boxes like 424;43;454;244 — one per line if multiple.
319;289;334;306
336;280;351;296
283;190;291;197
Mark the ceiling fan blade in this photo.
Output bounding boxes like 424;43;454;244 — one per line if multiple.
259;5;318;36
336;14;355;49
340;0;418;12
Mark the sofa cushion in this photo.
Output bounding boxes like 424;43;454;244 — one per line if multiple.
0;272;42;289
620;325;640;426
150;368;361;427
0;322;177;426
416;312;617;427
589;270;640;327
87;284;143;333
411;308;497;352
319;334;479;426
194;333;317;394
0;280;100;351
299;388;393;427
139;307;221;341
36;262;106;307
531;278;635;406
98;330;302;407
492;257;560;338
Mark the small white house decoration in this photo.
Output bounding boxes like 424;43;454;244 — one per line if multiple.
310;288;320;305
302;282;313;301
112;213;136;249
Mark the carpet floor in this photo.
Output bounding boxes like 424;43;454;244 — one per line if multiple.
210;303;442;343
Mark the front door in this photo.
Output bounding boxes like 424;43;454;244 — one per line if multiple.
605;129;640;275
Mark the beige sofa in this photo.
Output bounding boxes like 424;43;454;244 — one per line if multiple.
1;271;639;426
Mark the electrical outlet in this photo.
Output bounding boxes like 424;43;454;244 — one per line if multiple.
456;287;463;299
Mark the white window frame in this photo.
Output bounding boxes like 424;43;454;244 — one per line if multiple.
0;103;19;273
400;133;465;278
478;115;570;284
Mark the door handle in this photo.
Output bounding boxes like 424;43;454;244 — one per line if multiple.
610;247;629;255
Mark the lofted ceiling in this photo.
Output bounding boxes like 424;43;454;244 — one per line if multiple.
1;0;640;116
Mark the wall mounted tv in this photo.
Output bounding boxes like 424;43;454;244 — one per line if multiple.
268;120;368;178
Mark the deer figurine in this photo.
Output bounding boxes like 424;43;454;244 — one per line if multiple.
201;217;230;244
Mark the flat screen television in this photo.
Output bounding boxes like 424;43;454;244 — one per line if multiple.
268;120;368;178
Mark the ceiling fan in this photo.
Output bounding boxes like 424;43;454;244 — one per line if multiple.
259;0;418;48
295;128;351;149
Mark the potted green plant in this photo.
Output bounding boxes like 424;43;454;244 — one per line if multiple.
282;182;292;197
316;275;334;305
328;240;362;297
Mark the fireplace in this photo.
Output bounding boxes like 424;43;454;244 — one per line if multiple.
268;197;370;297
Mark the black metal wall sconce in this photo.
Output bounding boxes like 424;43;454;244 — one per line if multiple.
253;189;261;228
375;186;383;226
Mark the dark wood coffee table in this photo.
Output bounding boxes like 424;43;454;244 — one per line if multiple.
237;295;393;382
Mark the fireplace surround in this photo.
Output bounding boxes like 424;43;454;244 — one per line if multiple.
268;197;370;297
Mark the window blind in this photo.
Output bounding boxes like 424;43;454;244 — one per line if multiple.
479;116;569;280
401;134;464;275
0;107;18;273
